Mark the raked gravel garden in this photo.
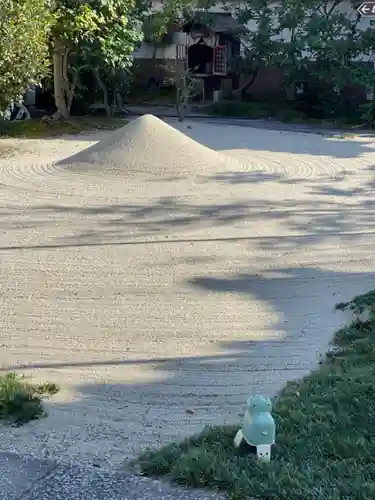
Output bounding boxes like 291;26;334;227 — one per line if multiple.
1;117;375;499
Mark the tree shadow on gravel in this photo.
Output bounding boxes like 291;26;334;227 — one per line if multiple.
0;264;374;474
0;131;375;254
209;171;306;185
2;267;375;468
1;174;375;251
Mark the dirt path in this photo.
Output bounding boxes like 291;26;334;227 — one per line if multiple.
1;121;375;469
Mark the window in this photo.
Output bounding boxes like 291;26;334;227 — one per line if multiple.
176;44;187;61
213;45;228;75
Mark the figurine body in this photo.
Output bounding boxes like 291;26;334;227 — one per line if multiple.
234;395;275;462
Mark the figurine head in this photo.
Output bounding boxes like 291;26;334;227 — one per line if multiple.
247;394;272;413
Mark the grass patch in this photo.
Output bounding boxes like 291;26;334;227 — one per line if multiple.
138;291;375;500
0;373;59;425
0;116;128;139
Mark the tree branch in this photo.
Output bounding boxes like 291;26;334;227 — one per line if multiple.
327;0;343;17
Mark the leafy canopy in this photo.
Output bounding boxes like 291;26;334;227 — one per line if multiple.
0;0;52;110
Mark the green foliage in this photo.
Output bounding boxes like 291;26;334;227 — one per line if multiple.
49;0;145;117
76;2;143;115
142;11;175;46
231;0;375;113
0;373;59;425
336;290;375;316
159;0;217;23
269;0;372;98
208;99;309;123
208;100;271;118
138;290;375;500
141;0;217;48
72;0;143;70
232;0;279;83
351;63;375;125
0;0;51;110
49;0;105;45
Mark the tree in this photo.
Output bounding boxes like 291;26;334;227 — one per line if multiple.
274;0;364;100
231;0;317;99
79;13;143;116
232;0;375;109
141;0;216;53
142;10;176;57
232;0;280;97
175;66;203;120
273;0;314;100
49;0;144;119
0;0;51;112
140;9;176;91
347;6;375;125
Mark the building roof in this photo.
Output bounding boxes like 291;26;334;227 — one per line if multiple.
210;12;248;33
183;12;248;35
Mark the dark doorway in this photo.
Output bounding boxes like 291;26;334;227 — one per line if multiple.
188;38;213;74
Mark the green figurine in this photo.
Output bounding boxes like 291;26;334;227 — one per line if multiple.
234;395;275;462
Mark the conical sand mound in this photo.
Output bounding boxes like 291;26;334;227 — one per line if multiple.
57;114;236;178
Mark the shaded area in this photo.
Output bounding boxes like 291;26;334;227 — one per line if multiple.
0;451;223;500
211;170;301;185
136;289;375;500
0;452;57;500
1;267;374;467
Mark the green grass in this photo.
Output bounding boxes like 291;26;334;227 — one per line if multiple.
0;373;59;425
0;116;128;139
137;291;375;500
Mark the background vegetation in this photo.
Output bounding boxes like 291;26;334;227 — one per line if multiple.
2;0;375;127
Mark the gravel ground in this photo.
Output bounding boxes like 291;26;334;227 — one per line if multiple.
1;451;224;500
1;118;375;469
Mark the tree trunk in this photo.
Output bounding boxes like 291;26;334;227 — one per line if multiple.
286;82;296;101
52;49;69;119
93;68;111;117
231;66;260;99
64;49;76;114
17;102;31;120
176;72;189;121
116;91;124;114
286;29;297;102
52;39;76;120
111;78;118;116
151;44;158;71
